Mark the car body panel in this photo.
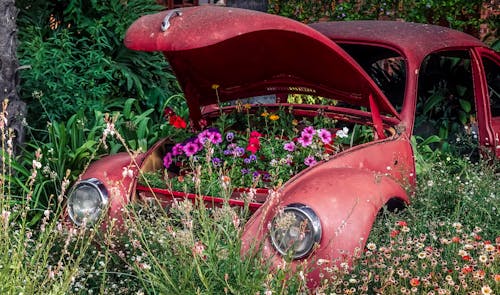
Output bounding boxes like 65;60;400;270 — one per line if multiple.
124;6;399;122
78;152;146;224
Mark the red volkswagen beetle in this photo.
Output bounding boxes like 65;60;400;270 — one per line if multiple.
66;6;499;287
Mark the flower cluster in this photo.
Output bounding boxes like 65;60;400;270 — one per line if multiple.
154;108;350;195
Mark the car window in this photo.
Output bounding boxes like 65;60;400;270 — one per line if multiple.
415;50;477;154
482;56;500;117
338;44;406;112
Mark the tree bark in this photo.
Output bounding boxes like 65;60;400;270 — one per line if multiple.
0;0;26;154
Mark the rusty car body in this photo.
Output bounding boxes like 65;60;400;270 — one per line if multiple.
66;6;499;287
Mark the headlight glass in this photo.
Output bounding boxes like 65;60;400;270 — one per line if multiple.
270;203;322;259
67;178;108;226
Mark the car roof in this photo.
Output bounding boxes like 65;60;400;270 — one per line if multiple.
309;21;487;62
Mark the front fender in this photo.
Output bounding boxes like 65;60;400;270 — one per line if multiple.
241;167;409;287
77;152;145;223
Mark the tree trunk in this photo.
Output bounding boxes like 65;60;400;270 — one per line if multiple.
0;0;26;154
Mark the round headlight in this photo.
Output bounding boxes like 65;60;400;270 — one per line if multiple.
270;203;322;259
67;178;108;226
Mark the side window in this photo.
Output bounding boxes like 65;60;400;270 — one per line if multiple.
482;56;500;117
415;50;477;153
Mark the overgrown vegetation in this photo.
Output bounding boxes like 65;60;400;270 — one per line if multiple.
268;0;499;46
3;0;498;293
17;0;179;132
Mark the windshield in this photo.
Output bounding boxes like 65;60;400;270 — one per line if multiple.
338;44;406;112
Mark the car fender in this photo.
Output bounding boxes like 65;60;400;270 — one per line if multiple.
76;152;146;224
242;167;409;285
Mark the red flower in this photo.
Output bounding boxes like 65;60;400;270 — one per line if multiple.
250;131;262;138
409;278;420;287
246;131;261;154
169;115;187;129
461;266;473;274
163;106;175;119
246;143;260;154
396;221;407;227
390;230;400;238
462;255;471;261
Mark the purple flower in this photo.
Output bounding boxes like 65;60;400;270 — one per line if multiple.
172;143;184;156
284;141;295;152
249;154;257;162
262;173;271;182
235;147;245;157
212;157;221;166
302;126;315;136
183;142;199;157
244;157;252;164
298;133;313;147
304;155;317;167
241;168;249;175
223;149;232;156
252;171;260;179
226;132;234;142
318;129;332;144
163;152;173;168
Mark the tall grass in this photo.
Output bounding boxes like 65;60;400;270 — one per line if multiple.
0;99;101;294
3;101;498;293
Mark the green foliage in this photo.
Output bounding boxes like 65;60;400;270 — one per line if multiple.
17;0;178;133
269;0;498;44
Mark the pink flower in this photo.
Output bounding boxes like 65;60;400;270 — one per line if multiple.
298;133;313;147
183;142;199;157
302;126;315;136
163;152;173;168
172;143;184;156
318;129;332;144
209;131;222;145
192;241;206;259
283;141;295;152
304;155;317;166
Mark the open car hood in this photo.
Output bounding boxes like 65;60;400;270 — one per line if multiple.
124;6;399;121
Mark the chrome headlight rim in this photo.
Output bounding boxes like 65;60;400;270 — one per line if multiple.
270;203;322;259
67;178;109;226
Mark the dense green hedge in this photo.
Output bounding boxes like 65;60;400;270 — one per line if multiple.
17;0;179;132
268;0;499;45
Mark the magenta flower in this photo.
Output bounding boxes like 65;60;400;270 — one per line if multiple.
198;130;211;144
304;155;317;167
172;143;184;156
302;126;315;136
183;142;199;157
318;129;332;144
298;133;313;147
284;141;295;152
209;131;223;145
163;152;173;168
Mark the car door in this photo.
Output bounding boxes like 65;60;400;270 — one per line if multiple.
474;48;500;158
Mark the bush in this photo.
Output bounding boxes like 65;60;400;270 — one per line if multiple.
268;0;498;44
17;0;179;133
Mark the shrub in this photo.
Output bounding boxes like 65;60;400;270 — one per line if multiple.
16;0;179;133
268;0;498;44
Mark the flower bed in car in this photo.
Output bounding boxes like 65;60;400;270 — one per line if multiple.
139;107;352;197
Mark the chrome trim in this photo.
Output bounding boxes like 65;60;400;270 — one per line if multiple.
67;178;109;226
161;10;182;32
270;203;322;259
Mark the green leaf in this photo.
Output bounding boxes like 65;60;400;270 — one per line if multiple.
458;99;471;113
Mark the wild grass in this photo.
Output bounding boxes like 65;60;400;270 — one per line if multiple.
1;101;498;294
